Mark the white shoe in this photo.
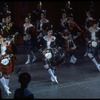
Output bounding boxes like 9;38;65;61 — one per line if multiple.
97;64;100;71
53;76;58;84
70;57;74;64
51;77;54;82
70;57;77;64
4;86;11;96
73;58;77;64
25;60;30;64
72;56;77;64
4;85;9;90
84;52;88;56
51;76;57;82
6;89;11;96
32;57;37;62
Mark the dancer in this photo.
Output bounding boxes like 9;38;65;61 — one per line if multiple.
0;13;18;95
36;10;49;39
65;1;73;17
42;23;58;83
60;10;67;34
56;10;67;49
61;1;73;21
86;20;100;71
32;1;43;26
88;1;95;17
0;33;17;95
84;10;94;56
23;14;37;64
1;3;11;16
35;10;49;51
62;14;83;64
32;2;46;51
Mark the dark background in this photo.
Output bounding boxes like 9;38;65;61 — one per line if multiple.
0;1;100;44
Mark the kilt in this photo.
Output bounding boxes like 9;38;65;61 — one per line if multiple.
0;55;17;76
65;40;77;54
88;43;100;56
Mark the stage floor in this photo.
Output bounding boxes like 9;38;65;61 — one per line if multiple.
1;45;100;99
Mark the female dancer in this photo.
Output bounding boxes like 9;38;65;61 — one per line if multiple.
60;10;67;33
23;15;37;64
42;23;58;83
84;10;94;56
36;10;49;38
0;33;17;95
86;20;100;71
65;1;73;16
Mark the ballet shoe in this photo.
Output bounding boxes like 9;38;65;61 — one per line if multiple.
4;86;11;96
32;57;37;62
25;60;30;64
53;76;58;84
97;64;100;71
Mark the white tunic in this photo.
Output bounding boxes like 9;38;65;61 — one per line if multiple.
1;46;6;55
23;23;33;40
40;19;49;31
43;35;56;49
91;32;96;40
89;27;100;40
60;18;67;28
47;41;51;49
23;23;33;31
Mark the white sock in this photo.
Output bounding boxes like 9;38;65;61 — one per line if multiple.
92;57;98;66
72;55;76;60
0;77;7;88
52;69;55;74
72;55;77;63
48;68;55;79
70;56;74;63
27;54;30;62
0;77;11;95
5;78;10;87
84;51;88;56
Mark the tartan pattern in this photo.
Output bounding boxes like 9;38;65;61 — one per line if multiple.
0;55;16;76
0;42;17;76
65;22;83;52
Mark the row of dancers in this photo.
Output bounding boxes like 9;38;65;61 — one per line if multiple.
19;1;100;84
0;1;100;96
